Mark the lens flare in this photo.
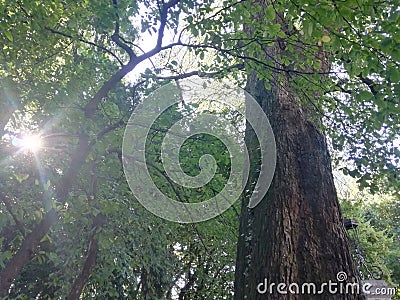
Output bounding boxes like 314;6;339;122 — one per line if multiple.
12;134;43;153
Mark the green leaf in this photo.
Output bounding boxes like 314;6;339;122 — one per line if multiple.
380;37;392;48
357;90;374;101
321;35;331;43
265;6;276;20
394;84;400;95
15;173;29;183
43;179;51;191
305;22;313;37
388;67;400;82
4;31;13;42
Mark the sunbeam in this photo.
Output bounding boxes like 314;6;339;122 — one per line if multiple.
12;134;43;153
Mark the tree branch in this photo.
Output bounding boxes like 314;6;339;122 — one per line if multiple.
66;214;105;300
157;0;180;48
56;133;91;201
65;239;99;300
0;209;58;298
0;134;91;297
358;75;378;95
111;0;136;61
145;63;244;81
46;27;123;66
0;194;25;236
95;120;125;143
178;268;196;300
84;0;181;118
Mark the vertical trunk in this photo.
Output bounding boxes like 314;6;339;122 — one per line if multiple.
66;238;99;300
0;209;58;298
235;71;357;298
234;3;357;296
66;214;105;300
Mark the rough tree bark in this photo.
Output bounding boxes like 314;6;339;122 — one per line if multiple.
234;2;357;299
65;213;105;300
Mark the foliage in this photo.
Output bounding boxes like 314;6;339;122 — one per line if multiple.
341;197;400;297
0;0;240;298
0;0;399;298
181;0;400;194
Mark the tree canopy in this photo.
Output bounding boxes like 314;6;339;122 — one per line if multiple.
0;0;399;298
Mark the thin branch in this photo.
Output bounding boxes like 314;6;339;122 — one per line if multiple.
46;27;123;66
333;82;352;95
358;75;378;95
84;0;181;118
111;0;136;61
202;0;246;22
288;0;399;67
118;36;157;69
66;214;105;300
178;269;196;300
0;194;25;236
145;63;245;81
30;41;74;67
175;41;338;75
94;120;125;144
157;0;180;48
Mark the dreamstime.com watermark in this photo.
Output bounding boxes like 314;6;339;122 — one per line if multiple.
257;272;398;296
122;77;276;223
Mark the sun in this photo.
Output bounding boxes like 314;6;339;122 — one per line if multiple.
12;134;43;153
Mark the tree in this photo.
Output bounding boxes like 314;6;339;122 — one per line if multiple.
235;37;355;300
1;1;241;298
338;178;400;298
341;198;396;284
0;0;399;299
232;0;399;298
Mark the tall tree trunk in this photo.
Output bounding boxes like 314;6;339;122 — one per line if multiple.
66;213;105;300
234;5;357;297
234;73;358;299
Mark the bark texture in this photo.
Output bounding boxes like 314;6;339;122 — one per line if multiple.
66;238;99;300
234;2;357;297
66;213;105;300
0;209;57;297
235;73;357;299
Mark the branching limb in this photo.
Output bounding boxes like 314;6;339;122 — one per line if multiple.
66;214;106;300
0;208;58;298
144;63;245;81
117;36;157;69
46;27;123;66
0;133;92;297
157;0;180;48
0;194;25;236
358;75;378;95
85;0;181;118
111;0;136;62
94;120;126;144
